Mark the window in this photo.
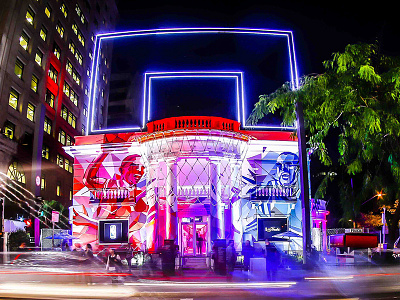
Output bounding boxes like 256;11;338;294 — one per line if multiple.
101;89;104;98
56;154;64;168
35;50;43;66
19;31;29;50
72;22;85;46
75;50;83;65
53;43;61;59
44;117;52;134
81;124;86;135
72;70;81;85
56;182;61;196
88;51;93;60
61;105;68;120
68;111;76;128
4;121;15;140
42;145;50;159
40;177;46;190
56;22;64;38
7;161;26;184
70;190;73;201
65;159;73;173
83;105;88;117
26;102;35;122
66;60;73;75
75;4;86;25
39;26;47;41
60;2;68;18
25;7;35;25
102;73;106;81
58;129;66;145
84;85;88;95
48;64;58;83
69;42;82;65
8;88;19;110
44;5;51;18
66;134;72;146
63;82;78;106
45;89;54;108
14;59;24;79
31;75;38;92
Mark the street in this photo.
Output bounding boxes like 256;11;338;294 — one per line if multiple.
1;264;400;299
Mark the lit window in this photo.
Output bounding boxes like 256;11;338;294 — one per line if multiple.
72;23;78;35
14;59;24;79
70;88;78;106
69;41;76;54
45;89;55;108
64;159;70;171
19;32;29;50
88;51;93;60
81;124;86;135
56;182;61;196
60;3;68;18
53;43;61;60
42;145;50;160
69;190;73;200
72;23;85;46
101;89;104;98
48;64;58;83
44;5;51;18
61;105;68;120
7;161;26;184
39;26;47;41
35;50;43;66
31;74;38;92
26;102;35;122
68;111;76;128
63;82;70;97
75;51;83;65
58;129;66;145
25;7;35;25
83;105;88;117
84;85;88;95
8;88;19;110
41;177;46;190
75;4;82;17
56;22;65;38
66;134;72;146
44;117;52;134
72;70;81;85
102;73;106;81
66;60;73;75
4;121;15;140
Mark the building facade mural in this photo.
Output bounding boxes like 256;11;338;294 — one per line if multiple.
66;117;326;254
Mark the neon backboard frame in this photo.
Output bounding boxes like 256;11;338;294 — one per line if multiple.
87;28;299;134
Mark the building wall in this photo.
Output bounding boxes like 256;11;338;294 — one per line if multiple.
68;131;309;253
0;0;117;217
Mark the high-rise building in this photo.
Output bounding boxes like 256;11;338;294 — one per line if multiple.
0;0;118;217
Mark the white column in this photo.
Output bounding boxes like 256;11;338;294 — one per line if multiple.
231;161;242;251
165;158;178;240
210;159;224;241
146;162;158;252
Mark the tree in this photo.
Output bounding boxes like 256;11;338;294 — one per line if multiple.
8;230;30;251
249;43;400;242
39;199;69;229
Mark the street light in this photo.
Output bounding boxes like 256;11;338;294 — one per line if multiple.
361;191;384;206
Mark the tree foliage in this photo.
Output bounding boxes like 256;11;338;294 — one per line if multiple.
249;43;400;238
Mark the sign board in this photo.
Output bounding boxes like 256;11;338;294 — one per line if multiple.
51;211;59;223
257;218;288;241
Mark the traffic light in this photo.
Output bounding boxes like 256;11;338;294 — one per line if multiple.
24;219;32;227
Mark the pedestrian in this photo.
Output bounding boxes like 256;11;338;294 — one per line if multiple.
72;243;85;257
64;242;71;251
86;243;94;259
106;248;122;283
242;240;254;280
264;239;280;281
226;240;237;281
126;243;134;273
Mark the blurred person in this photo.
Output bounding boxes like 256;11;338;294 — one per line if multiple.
242;240;254;280
106;248;122;273
263;239;281;281
226;240;237;281
73;243;85;257
63;242;71;251
126;244;134;273
86;243;94;259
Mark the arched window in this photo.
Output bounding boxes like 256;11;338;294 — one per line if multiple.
7;161;26;184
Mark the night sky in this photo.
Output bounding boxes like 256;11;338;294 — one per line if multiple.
114;0;399;76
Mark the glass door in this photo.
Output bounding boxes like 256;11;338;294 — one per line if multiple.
181;223;194;255
195;223;208;256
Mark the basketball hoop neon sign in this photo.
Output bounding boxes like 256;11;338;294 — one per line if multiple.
87;28;299;134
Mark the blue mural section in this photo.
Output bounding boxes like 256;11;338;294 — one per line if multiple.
241;147;302;251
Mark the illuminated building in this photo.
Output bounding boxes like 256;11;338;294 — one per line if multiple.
0;0;117;216
65;28;328;260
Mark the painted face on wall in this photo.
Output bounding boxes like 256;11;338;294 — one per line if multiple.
275;152;299;186
119;155;144;186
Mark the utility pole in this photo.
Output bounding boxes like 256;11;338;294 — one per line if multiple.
296;101;311;264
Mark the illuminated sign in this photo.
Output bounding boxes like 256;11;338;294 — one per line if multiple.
99;219;128;244
258;218;287;241
87;28;299;134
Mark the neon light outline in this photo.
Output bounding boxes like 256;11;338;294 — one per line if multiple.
87;28;299;134
144;71;243;127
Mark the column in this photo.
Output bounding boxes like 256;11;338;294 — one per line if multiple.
210;159;224;241
165;158;178;241
230;161;243;251
146;162;158;252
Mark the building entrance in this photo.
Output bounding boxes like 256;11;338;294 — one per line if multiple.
180;217;208;256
